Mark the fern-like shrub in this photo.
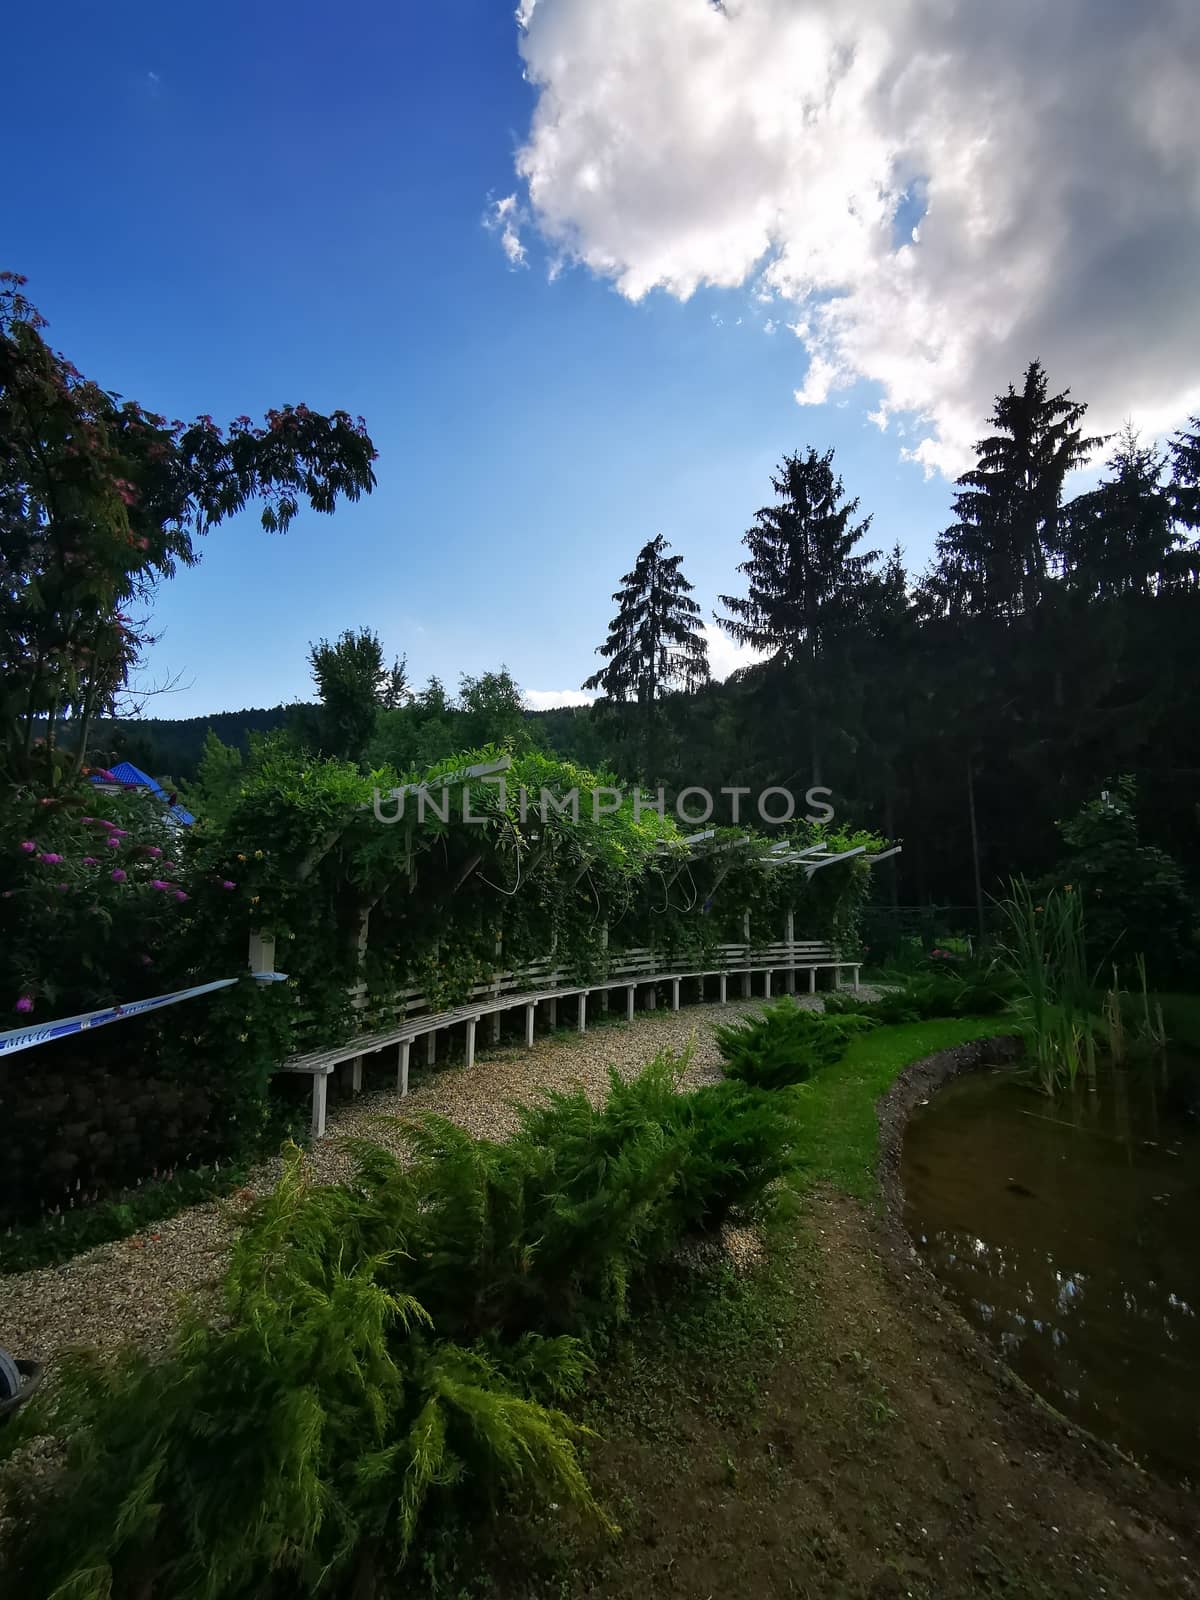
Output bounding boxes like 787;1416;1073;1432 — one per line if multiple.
0;1152;604;1600
822;969;1012;1025
713;996;873;1089
356;1047;801;1341
1;1048;801;1599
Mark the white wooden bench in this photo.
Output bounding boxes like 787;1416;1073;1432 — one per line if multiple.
278;941;860;1137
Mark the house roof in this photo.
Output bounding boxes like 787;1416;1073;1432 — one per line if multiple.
89;762;195;826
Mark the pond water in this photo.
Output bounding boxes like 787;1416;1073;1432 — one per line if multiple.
902;1056;1200;1481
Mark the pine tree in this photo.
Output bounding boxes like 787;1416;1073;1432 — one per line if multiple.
714;447;878;788
1061;425;1182;597
715;447;878;667
584;534;709;705
932;360;1105;618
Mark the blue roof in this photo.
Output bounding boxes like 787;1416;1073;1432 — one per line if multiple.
90;762;195;826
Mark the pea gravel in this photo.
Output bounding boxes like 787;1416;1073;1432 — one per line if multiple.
0;991;878;1378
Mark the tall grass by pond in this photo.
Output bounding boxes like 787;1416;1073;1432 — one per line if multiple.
995;881;1175;1095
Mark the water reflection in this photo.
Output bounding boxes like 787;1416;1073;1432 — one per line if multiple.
902;1058;1200;1481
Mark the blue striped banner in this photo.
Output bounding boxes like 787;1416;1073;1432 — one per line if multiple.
0;973;288;1058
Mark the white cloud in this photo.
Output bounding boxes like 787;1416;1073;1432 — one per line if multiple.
702;622;766;683
524;688;598;710
483;193;528;268
509;0;1200;476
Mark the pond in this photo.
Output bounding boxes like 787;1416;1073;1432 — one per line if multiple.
902;1056;1200;1481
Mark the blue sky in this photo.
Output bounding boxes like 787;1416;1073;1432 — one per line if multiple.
9;0;1178;717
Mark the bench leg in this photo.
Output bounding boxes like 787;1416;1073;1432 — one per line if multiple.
853;965;861;993
525;1002;535;1047
671;978;680;1012
351;1055;363;1095
719;973;727;1005
787;966;796;995
809;968;817;994
465;1017;477;1070
742;970;751;999
492;1010;502;1044
547;996;558;1030
427;1029;437;1066
312;1073;328;1141
397;1039;411;1097
764;971;772;999
625;985;635;1023
578;993;587;1033
600;988;609;1015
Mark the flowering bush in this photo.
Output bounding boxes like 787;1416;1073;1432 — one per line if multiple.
1;785;198;1018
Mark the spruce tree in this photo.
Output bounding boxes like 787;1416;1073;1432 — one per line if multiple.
584;534;709;781
1061;425;1182;597
716;447;878;666
932;360;1104;618
584;533;709;704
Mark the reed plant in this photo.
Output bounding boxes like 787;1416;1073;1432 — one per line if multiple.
995;879;1099;1095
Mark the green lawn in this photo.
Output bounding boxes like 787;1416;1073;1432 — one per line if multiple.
788;1014;1015;1198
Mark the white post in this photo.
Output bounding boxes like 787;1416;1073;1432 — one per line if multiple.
492;1010;502;1044
427;1029;437;1065
809;968;817;994
671;978;680;1012
600;988;610;1015
626;985;635;1022
547;996;558;1030
785;911;796;993
397;1039;411;1096
525;1002;535;1047
248;929;276;975
465;1017;477;1070
719;973;728;1005
351;1055;363;1094
764;972;772;999
742;969;751;999
577;993;587;1033
312;1073;328;1140
854;965;861;993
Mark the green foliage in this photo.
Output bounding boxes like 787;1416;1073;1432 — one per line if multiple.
0;1150;603;1600
1041;777;1195;982
179;728;245;826
0;273;376;787
304;627;406;764
0;1053;805;1597
823;967;1012;1025
994;877;1099;1095
714;995;873;1090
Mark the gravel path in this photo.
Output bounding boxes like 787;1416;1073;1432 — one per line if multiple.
0;991;874;1376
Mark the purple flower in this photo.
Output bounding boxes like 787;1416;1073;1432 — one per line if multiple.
15;996;33;1014
19;840;36;853
108;828;129;838
82;856;99;866
173;890;189;902
106;835;122;849
39;852;64;865
144;845;162;858
139;954;153;966
150;879;170;890
111;868;127;883
80;816;95;824
221;880;236;890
